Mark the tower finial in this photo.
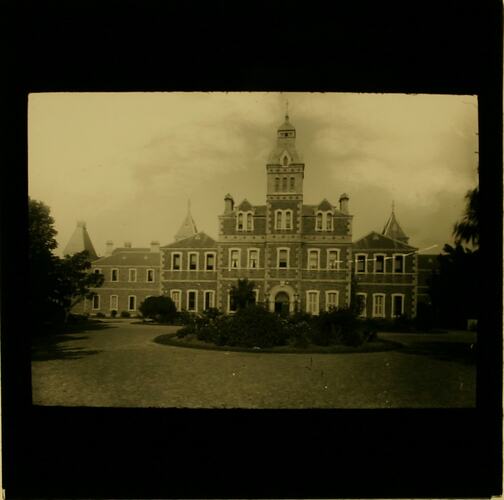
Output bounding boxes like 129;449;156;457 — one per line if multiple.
285;99;289;121
188;198;191;213
392;200;395;213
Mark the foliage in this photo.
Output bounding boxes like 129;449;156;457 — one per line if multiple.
120;311;131;318
429;243;479;329
312;308;364;346
110;309;118;318
230;279;256;310
96;312;106;318
453;187;479;248
28;198;104;331
139;295;177;323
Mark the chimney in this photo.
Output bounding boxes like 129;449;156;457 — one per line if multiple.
105;240;114;256
150;240;160;253
339;193;349;214
124;241;132;248
224;193;234;214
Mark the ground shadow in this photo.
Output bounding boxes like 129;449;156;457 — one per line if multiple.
397;341;477;365
31;321;111;361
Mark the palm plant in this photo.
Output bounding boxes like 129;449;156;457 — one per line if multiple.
453;187;479;247
230;278;256;310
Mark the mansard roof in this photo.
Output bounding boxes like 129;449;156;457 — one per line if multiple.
353;231;416;251
162;231;217;249
63;221;99;260
93;249;160;267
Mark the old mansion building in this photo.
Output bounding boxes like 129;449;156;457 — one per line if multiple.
68;114;432;320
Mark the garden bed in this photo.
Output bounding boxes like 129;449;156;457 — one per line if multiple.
153;332;403;354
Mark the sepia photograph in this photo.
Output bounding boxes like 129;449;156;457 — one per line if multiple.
28;91;480;409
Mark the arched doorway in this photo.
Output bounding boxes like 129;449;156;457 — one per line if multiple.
274;291;290;314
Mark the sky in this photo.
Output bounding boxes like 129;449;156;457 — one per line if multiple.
28;92;478;256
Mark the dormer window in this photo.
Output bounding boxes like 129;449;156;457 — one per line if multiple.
237;211;254;231
316;211;333;231
283;156;288;166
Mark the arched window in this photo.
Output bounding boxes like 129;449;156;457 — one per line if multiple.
275;177;280;191
316;212;323;231
325;212;333;231
246;213;253;231
285;210;292;230
282;177;287;191
237;212;243;230
275;210;283;229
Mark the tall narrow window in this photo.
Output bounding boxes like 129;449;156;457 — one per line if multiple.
172;253;181;270
237;212;243;230
146;269;155;282
187;291;197;312
171;290;181;310
111;268;119;282
392;294;404;318
326;291;339;311
325;213;332;231
278;249;288;268
308;250;319;270
230;249;239;269
289;177;295;191
204;291;215;310
275;177;280;191
282;177;287;191
246;213;253;231
375;255;385;273
356;255;367;274
128;295;136;311
283;156;288;166
327;250;339;270
129;269;137;282
228;292;237;312
306;291;319;315
205;253;215;270
110;295;118;311
248;249;259;269
92;295;100;310
356;293;367;318
285;211;292;230
189;253;197;270
316;213;323;230
394;255;404;273
373;294;385;318
275;211;283;229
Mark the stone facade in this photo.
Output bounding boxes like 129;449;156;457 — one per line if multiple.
72;113;436;319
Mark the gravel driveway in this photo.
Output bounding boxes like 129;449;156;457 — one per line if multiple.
31;320;476;408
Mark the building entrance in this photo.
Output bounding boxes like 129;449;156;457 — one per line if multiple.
274;291;290;314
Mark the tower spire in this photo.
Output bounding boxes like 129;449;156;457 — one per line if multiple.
285;99;289;121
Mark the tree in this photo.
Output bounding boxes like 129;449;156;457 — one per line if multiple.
453;187;479;247
230;278;256;310
52;251;104;320
28;198;104;329
429;243;479;329
139;295;177;323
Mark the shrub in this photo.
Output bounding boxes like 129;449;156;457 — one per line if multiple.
139;296;177;323
120;311;131;318
95;312;106;318
110;309;118;318
311;308;364;346
285;320;312;348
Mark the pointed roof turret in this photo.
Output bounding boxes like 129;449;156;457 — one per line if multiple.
63;221;99;260
174;200;198;241
382;203;409;244
268;110;302;164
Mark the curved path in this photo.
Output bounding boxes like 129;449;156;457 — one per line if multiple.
31;320;476;408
